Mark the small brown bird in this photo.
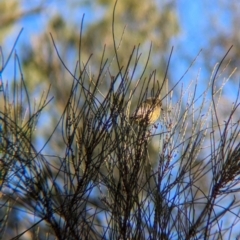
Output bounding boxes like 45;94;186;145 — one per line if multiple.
131;98;162;125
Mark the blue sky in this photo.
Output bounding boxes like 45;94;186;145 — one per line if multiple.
2;0;234;85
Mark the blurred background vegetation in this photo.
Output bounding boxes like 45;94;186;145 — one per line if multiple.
1;0;240;239
1;0;239;160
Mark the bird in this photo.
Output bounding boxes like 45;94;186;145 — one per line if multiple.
130;97;162;125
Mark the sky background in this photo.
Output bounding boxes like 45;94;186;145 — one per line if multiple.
2;0;236;88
